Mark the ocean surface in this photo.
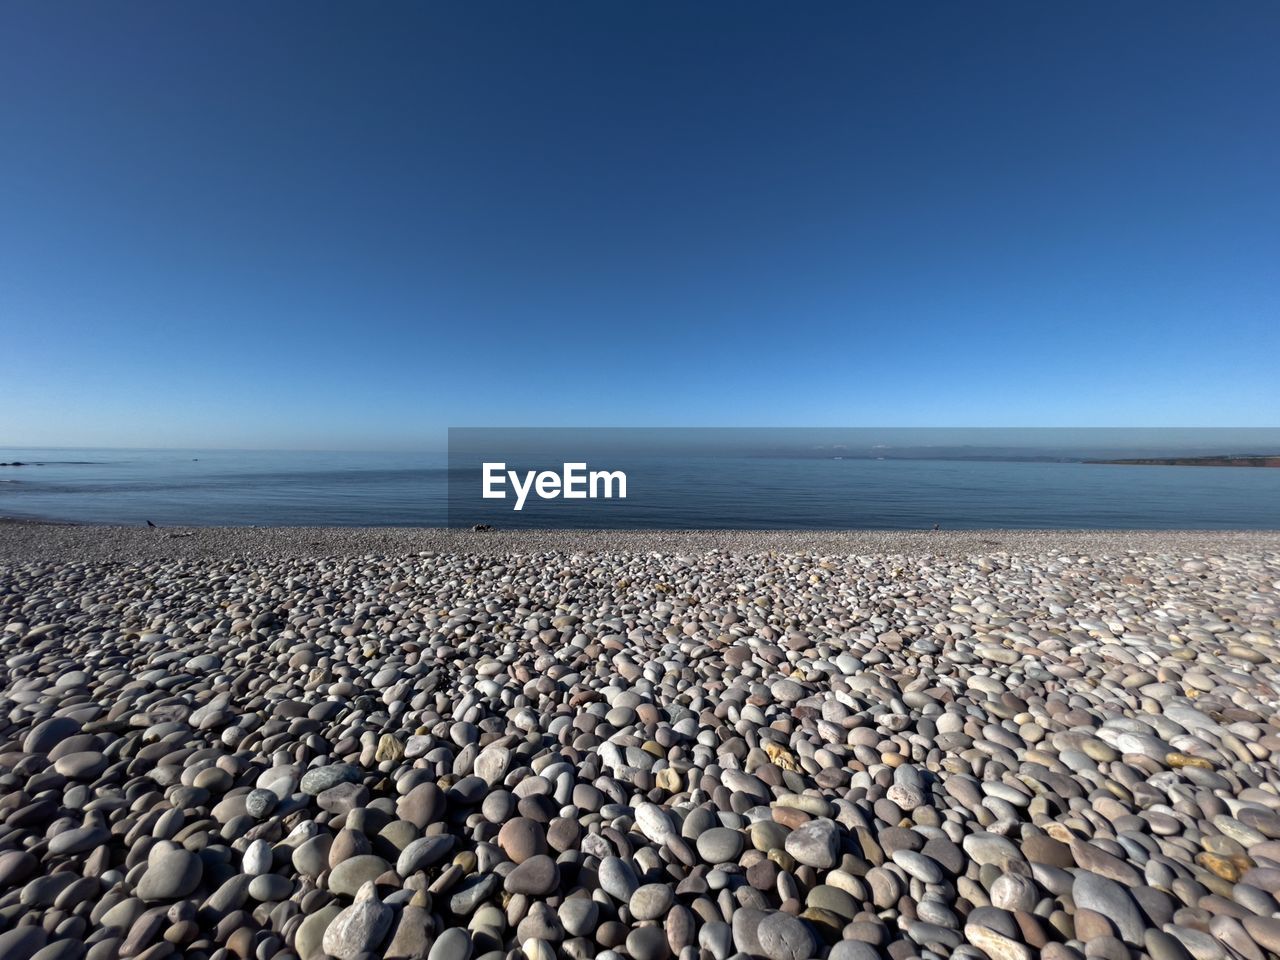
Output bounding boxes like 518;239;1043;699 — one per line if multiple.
1;447;1278;529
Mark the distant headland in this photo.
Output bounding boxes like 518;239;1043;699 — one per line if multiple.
1087;455;1280;467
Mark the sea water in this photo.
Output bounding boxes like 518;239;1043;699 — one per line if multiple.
1;447;1278;529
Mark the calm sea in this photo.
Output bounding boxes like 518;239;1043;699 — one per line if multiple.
1;447;1278;529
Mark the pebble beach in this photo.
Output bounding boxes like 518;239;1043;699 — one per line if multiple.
2;525;1280;960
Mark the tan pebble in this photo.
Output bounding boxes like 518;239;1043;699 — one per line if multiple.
1167;752;1214;770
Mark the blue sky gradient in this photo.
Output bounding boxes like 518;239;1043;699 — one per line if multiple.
2;2;1277;448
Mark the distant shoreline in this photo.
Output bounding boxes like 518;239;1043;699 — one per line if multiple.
1087;455;1280;467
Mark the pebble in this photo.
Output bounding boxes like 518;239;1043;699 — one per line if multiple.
758;910;820;960
428;927;473;960
245;788;278;818
323;882;393;959
504;854;559;896
135;844;202;902
0;542;1277;960
696;827;745;864
397;835;455;876
242;838;273;875
497;817;546;863
1073;873;1146;944
626;925;671;960
600;856;640;902
784;818;840;869
630;883;675;921
301;763;360;795
892;849;944;884
329;855;391;896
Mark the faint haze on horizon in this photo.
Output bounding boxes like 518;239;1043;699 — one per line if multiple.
5;428;1280;459
2;1;1278;449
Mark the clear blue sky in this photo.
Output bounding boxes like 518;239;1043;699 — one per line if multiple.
2;2;1276;449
